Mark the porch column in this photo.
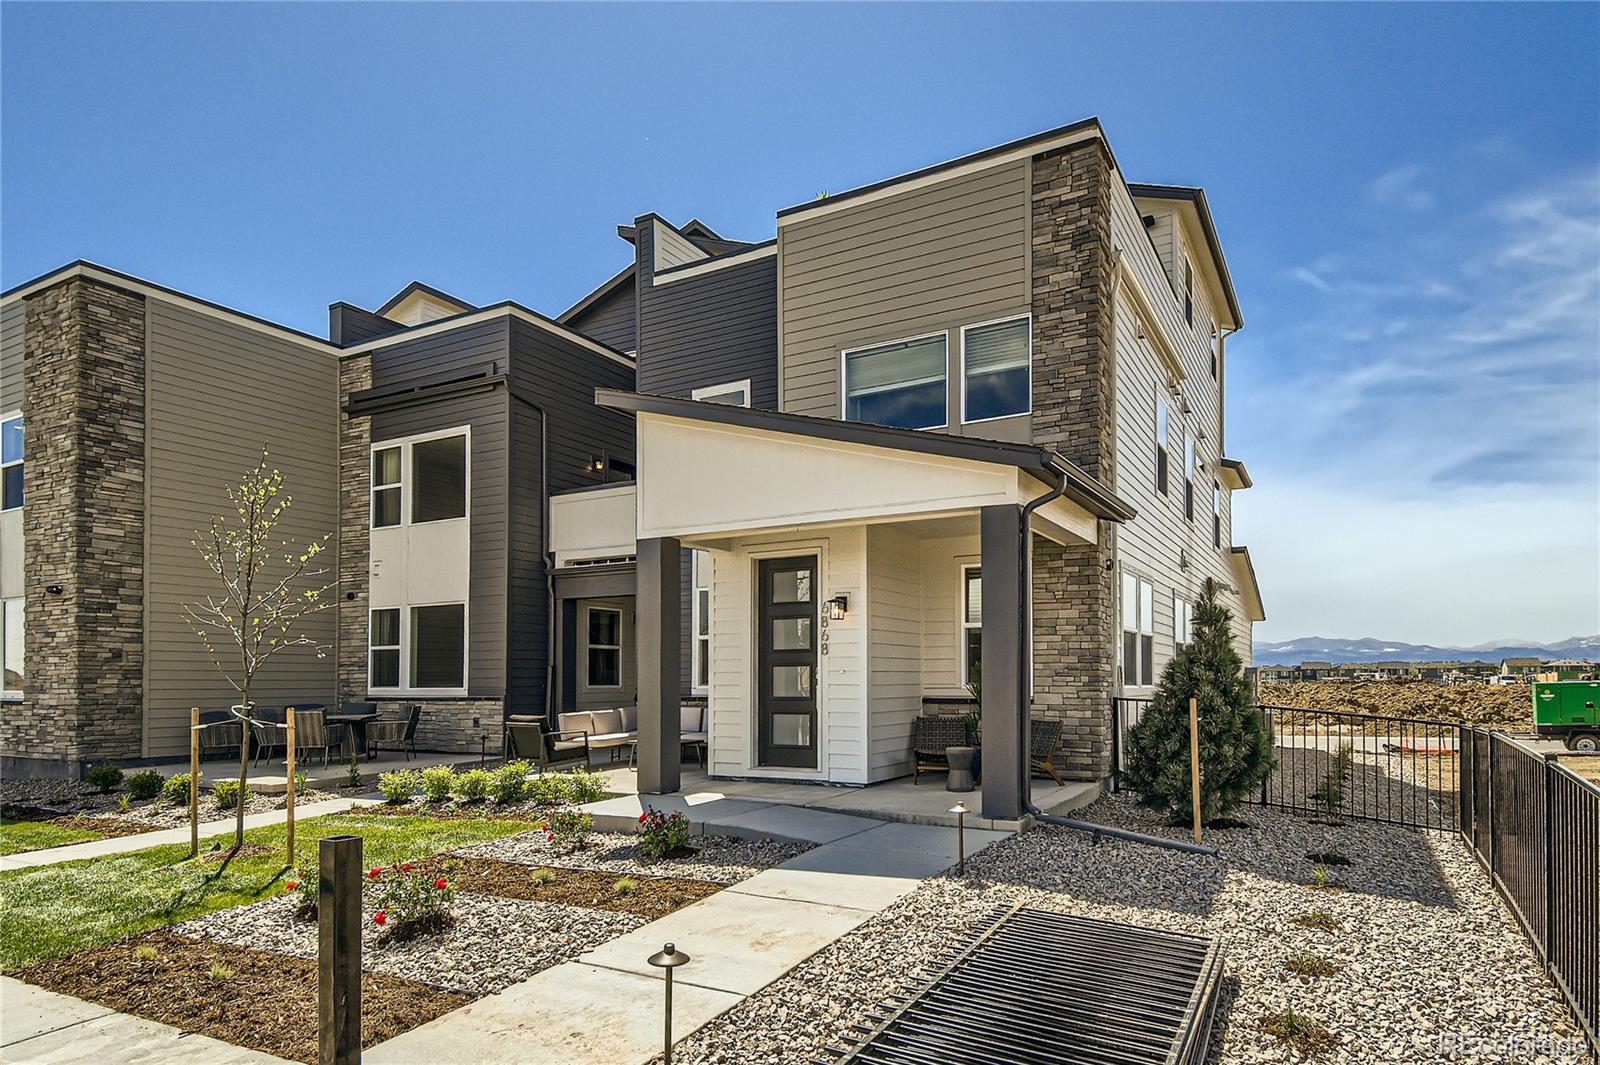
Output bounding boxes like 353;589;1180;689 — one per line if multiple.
637;536;682;795
980;504;1026;821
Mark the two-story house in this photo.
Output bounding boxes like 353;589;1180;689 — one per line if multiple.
552;117;1264;821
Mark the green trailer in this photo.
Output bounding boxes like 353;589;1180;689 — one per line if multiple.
1533;681;1600;751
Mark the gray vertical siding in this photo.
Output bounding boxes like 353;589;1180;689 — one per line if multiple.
564;280;637;353
370;317;509;387
144;300;339;758
639;254;779;409
778;160;1030;425
329;303;402;346
0;300;22;411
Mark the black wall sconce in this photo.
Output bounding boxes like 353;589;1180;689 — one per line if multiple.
827;594;849;621
45;584;64;596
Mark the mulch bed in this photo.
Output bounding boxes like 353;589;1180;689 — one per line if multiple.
424;856;723;919
44;815;151;839
15;930;470;1065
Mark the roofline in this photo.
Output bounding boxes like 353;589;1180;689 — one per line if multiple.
594;388;1135;524
776;116;1103;222
375;280;476;317
557;262;635;325
652;239;777;286
1230;546;1266;622
1127;183;1243;328
339;302;635;370
1;260;337;351
1219;457;1253;489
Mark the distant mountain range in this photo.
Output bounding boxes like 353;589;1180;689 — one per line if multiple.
1252;635;1600;667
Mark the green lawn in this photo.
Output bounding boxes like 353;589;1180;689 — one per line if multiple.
0;812;537;972
0;818;107;857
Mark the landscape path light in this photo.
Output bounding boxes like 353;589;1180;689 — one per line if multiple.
648;941;691;1065
949;801;969;875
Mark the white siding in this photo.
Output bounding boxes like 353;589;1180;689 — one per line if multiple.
865;524;921;780
919;532;981;698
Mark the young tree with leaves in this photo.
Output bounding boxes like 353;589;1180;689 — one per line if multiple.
1122;576;1274;823
183;452;333;849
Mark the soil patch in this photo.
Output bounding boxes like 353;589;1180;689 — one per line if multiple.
2;808;151;841
15;930;469;1064
198;842;275;863
424;856;723;918
1305;851;1353;867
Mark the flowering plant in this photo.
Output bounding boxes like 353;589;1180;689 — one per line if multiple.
542;808;593;854
370;861;454;939
636;807;692;860
285;869;318;920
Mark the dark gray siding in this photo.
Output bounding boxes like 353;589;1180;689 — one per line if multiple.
371;317;510;387
638;253;779;410
564;281;637;353
330;303;401;346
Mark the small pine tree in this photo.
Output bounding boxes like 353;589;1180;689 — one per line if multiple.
1122;577;1274;822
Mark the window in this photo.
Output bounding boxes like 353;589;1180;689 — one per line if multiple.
1209;328;1219;380
842;332;947;430
1183;431;1196;521
369;609;400;688
369;429;469;530
961;317;1030;423
691;380;752;407
1174;596;1193;651
586;606;622;688
1154;397;1170;496
692;551;711;692
372;447;401;528
1;416;22;511
1213;483;1223;548
1121;574;1155;687
1183;257;1194;326
369;603;466;692
2;597;22;697
961;566;982;689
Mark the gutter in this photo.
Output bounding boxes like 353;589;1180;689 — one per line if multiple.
1017;453;1219;858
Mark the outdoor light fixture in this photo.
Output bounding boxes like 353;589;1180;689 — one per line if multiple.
648;942;691;1065
949;802;970;876
45;584;63;596
827;594;849;621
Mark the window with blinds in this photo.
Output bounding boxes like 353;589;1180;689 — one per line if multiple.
961;317;1030;423
842;333;948;430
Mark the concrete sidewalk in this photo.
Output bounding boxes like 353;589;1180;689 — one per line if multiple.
0;979;290;1064
366;808;1010;1064
0;797;379;871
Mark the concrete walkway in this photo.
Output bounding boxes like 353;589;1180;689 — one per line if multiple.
0;979;289;1064
0;797;379;871
366;806;1010;1064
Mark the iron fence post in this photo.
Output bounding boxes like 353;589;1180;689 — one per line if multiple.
1543;752;1556;959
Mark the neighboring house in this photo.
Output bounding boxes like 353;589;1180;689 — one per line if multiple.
555;117;1266;820
0;263;339;778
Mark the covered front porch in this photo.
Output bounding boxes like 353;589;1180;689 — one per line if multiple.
591;389;1135;822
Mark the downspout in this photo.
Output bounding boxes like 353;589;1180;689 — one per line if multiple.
1019;452;1218;857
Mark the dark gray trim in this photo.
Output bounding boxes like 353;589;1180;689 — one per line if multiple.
594;388;1136;523
328;302;401;346
557;263;635;325
1127;183;1244;328
375;280;476;317
1219;457;1253;489
553;564;636;601
636;537;682;795
979;504;1025;821
550;479;637;497
776;117;1102;220
344;369;505;417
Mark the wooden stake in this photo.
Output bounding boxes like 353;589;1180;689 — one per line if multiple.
1189;696;1203;845
189;707;200;859
285;710;297;866
319;835;363;1065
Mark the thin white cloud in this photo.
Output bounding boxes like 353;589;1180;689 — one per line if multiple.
1370;164;1435;210
1290;266;1332;292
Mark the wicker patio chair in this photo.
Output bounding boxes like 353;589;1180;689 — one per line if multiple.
197;709;242;762
368;705;421;761
912;715;971;784
290;708;348;768
1029;716;1066;785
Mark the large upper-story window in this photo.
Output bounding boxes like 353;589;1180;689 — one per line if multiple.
371;429;469;529
1154;398;1170;496
1;416;22;511
842;333;947;430
960;317;1030;423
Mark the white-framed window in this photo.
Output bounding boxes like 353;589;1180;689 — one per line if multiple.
841;332;948;430
1213;482;1223;548
960;316;1030;424
1183;430;1196;521
961;565;982;689
369;602;467;693
1183;256;1194;325
1121;573;1155;688
1174;596;1193;651
369;427;469;530
692;551;711;693
585;605;622;689
1;414;22;511
691;380;752;407
1154;397;1170;496
2;597;22;698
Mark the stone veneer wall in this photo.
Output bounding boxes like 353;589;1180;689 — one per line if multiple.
372;698;504;755
336;353;372;706
1028;140;1118;781
5;278;147;774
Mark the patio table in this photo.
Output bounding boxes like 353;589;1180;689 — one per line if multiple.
327;714;375;759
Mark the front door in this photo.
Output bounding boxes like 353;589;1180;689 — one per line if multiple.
757;556;818;769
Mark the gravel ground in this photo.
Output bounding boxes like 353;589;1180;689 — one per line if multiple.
664;795;1588;1065
176;890;643;995
1;776;349;831
453;829;810;884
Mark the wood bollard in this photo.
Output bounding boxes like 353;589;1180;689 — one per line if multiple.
1189;696;1203;846
318;835;362;1065
189;707;200;859
285;711;297;865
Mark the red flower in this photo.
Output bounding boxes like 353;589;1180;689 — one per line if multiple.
540;823;549;831
369;867;381;880
402;863;414;872
434;878;448;890
638;813;648;823
373;911;387;926
546;832;555;842
285;881;299;892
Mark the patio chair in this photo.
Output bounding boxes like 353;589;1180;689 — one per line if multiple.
367;704;421;761
290;708;348;768
1029;717;1066;785
912;715;971;784
681;704;708;768
197;709;242;762
505;715;589;768
250;707;287;767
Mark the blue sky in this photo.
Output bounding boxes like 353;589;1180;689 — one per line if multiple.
4;3;1597;646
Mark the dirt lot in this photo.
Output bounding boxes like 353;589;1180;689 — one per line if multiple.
1258;679;1532;730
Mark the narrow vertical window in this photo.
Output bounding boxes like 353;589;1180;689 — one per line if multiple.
1120;575;1156;687
1183;257;1194;326
369;609;400;689
1213;483;1223;548
961;566;982;689
371;447;401;528
1173;596;1192;650
961;317;1030;423
1184;432;1196;522
1;416;22;511
1154;398;1169;496
586;607;622;688
2;597;23;695
692;551;711;692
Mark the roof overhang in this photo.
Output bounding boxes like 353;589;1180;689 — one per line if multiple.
375;280;475;319
1218;457;1252;491
1128;184;1242;330
336;302;635;370
1229;546;1266;622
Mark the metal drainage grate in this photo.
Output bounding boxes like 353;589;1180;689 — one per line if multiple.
823;905;1225;1065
